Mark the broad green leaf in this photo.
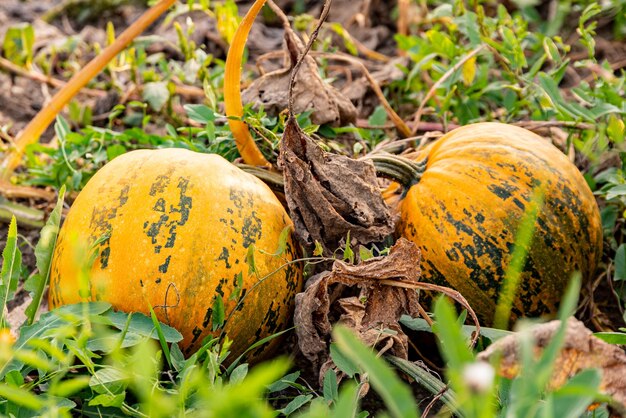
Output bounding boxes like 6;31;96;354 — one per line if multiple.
358;245;374;262
1;303;111;378
81;405;125;417
400;315;512;341
229;363;248;385
605;184;626;201
329;342;359;378
88;393;126;408
89;367;129;395
542;37;560;62
333;326;419;418
607;114;625;144
143;81;170;111
273;226;292;256
170;343;185;372
24;186;66;325
368;106;388;127
104;310;183;342
0;216;21;328
267;371;300;393
87;331;144;353
323;368;339;403
279;394;313;416
184;104;216;124
212;294;225;331
106;144;127;160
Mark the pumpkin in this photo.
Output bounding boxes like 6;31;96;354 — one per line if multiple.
377;122;602;324
49;149;302;360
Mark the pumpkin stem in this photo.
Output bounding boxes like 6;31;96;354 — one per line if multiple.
237;164;284;193
365;155;427;189
0;0;177;181
224;0;272;168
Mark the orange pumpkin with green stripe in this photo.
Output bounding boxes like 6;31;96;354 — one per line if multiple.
376;123;602;324
49;149;302;360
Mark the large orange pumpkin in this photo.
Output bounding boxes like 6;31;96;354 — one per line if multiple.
49;149;302;360
380;123;602;324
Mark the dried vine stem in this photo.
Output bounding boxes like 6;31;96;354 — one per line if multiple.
312;51;412;137
0;0;178;180
287;0;333;116
0;57;106;98
410;45;485;136
259;46;410;136
380;279;482;349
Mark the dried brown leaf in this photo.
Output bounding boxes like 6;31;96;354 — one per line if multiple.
279;116;394;253
294;239;421;375
477;318;626;410
241;19;357;126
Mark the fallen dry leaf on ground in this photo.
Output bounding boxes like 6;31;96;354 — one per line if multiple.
294;239;422;379
241;13;356;126
477;318;626;411
279;115;394;253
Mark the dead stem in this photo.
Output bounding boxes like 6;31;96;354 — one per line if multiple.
0;0;178;180
421;386;450;417
0;57;106;98
410;45;485;135
380;279;481;348
314;51;412;137
287;0;333;116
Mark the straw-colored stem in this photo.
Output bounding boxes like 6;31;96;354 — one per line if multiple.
224;0;271;168
0;0;178;180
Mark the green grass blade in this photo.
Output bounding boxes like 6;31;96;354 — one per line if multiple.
148;304;172;369
0;216;22;329
494;188;543;329
332;325;419;418
24;185;66;325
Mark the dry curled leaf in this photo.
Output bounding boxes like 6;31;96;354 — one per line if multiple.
279;116;394;253
477;318;626;411
241;18;357;126
294;239;422;379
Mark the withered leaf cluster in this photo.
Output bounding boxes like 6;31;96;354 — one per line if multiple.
241;18;356;126
294;239;423;380
279;116;394;254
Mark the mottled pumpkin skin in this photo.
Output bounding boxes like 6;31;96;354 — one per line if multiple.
398;123;602;324
49;149;302;361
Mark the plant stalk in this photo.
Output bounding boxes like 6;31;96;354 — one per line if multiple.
224;0;272;168
364;154;427;190
0;0;177;180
